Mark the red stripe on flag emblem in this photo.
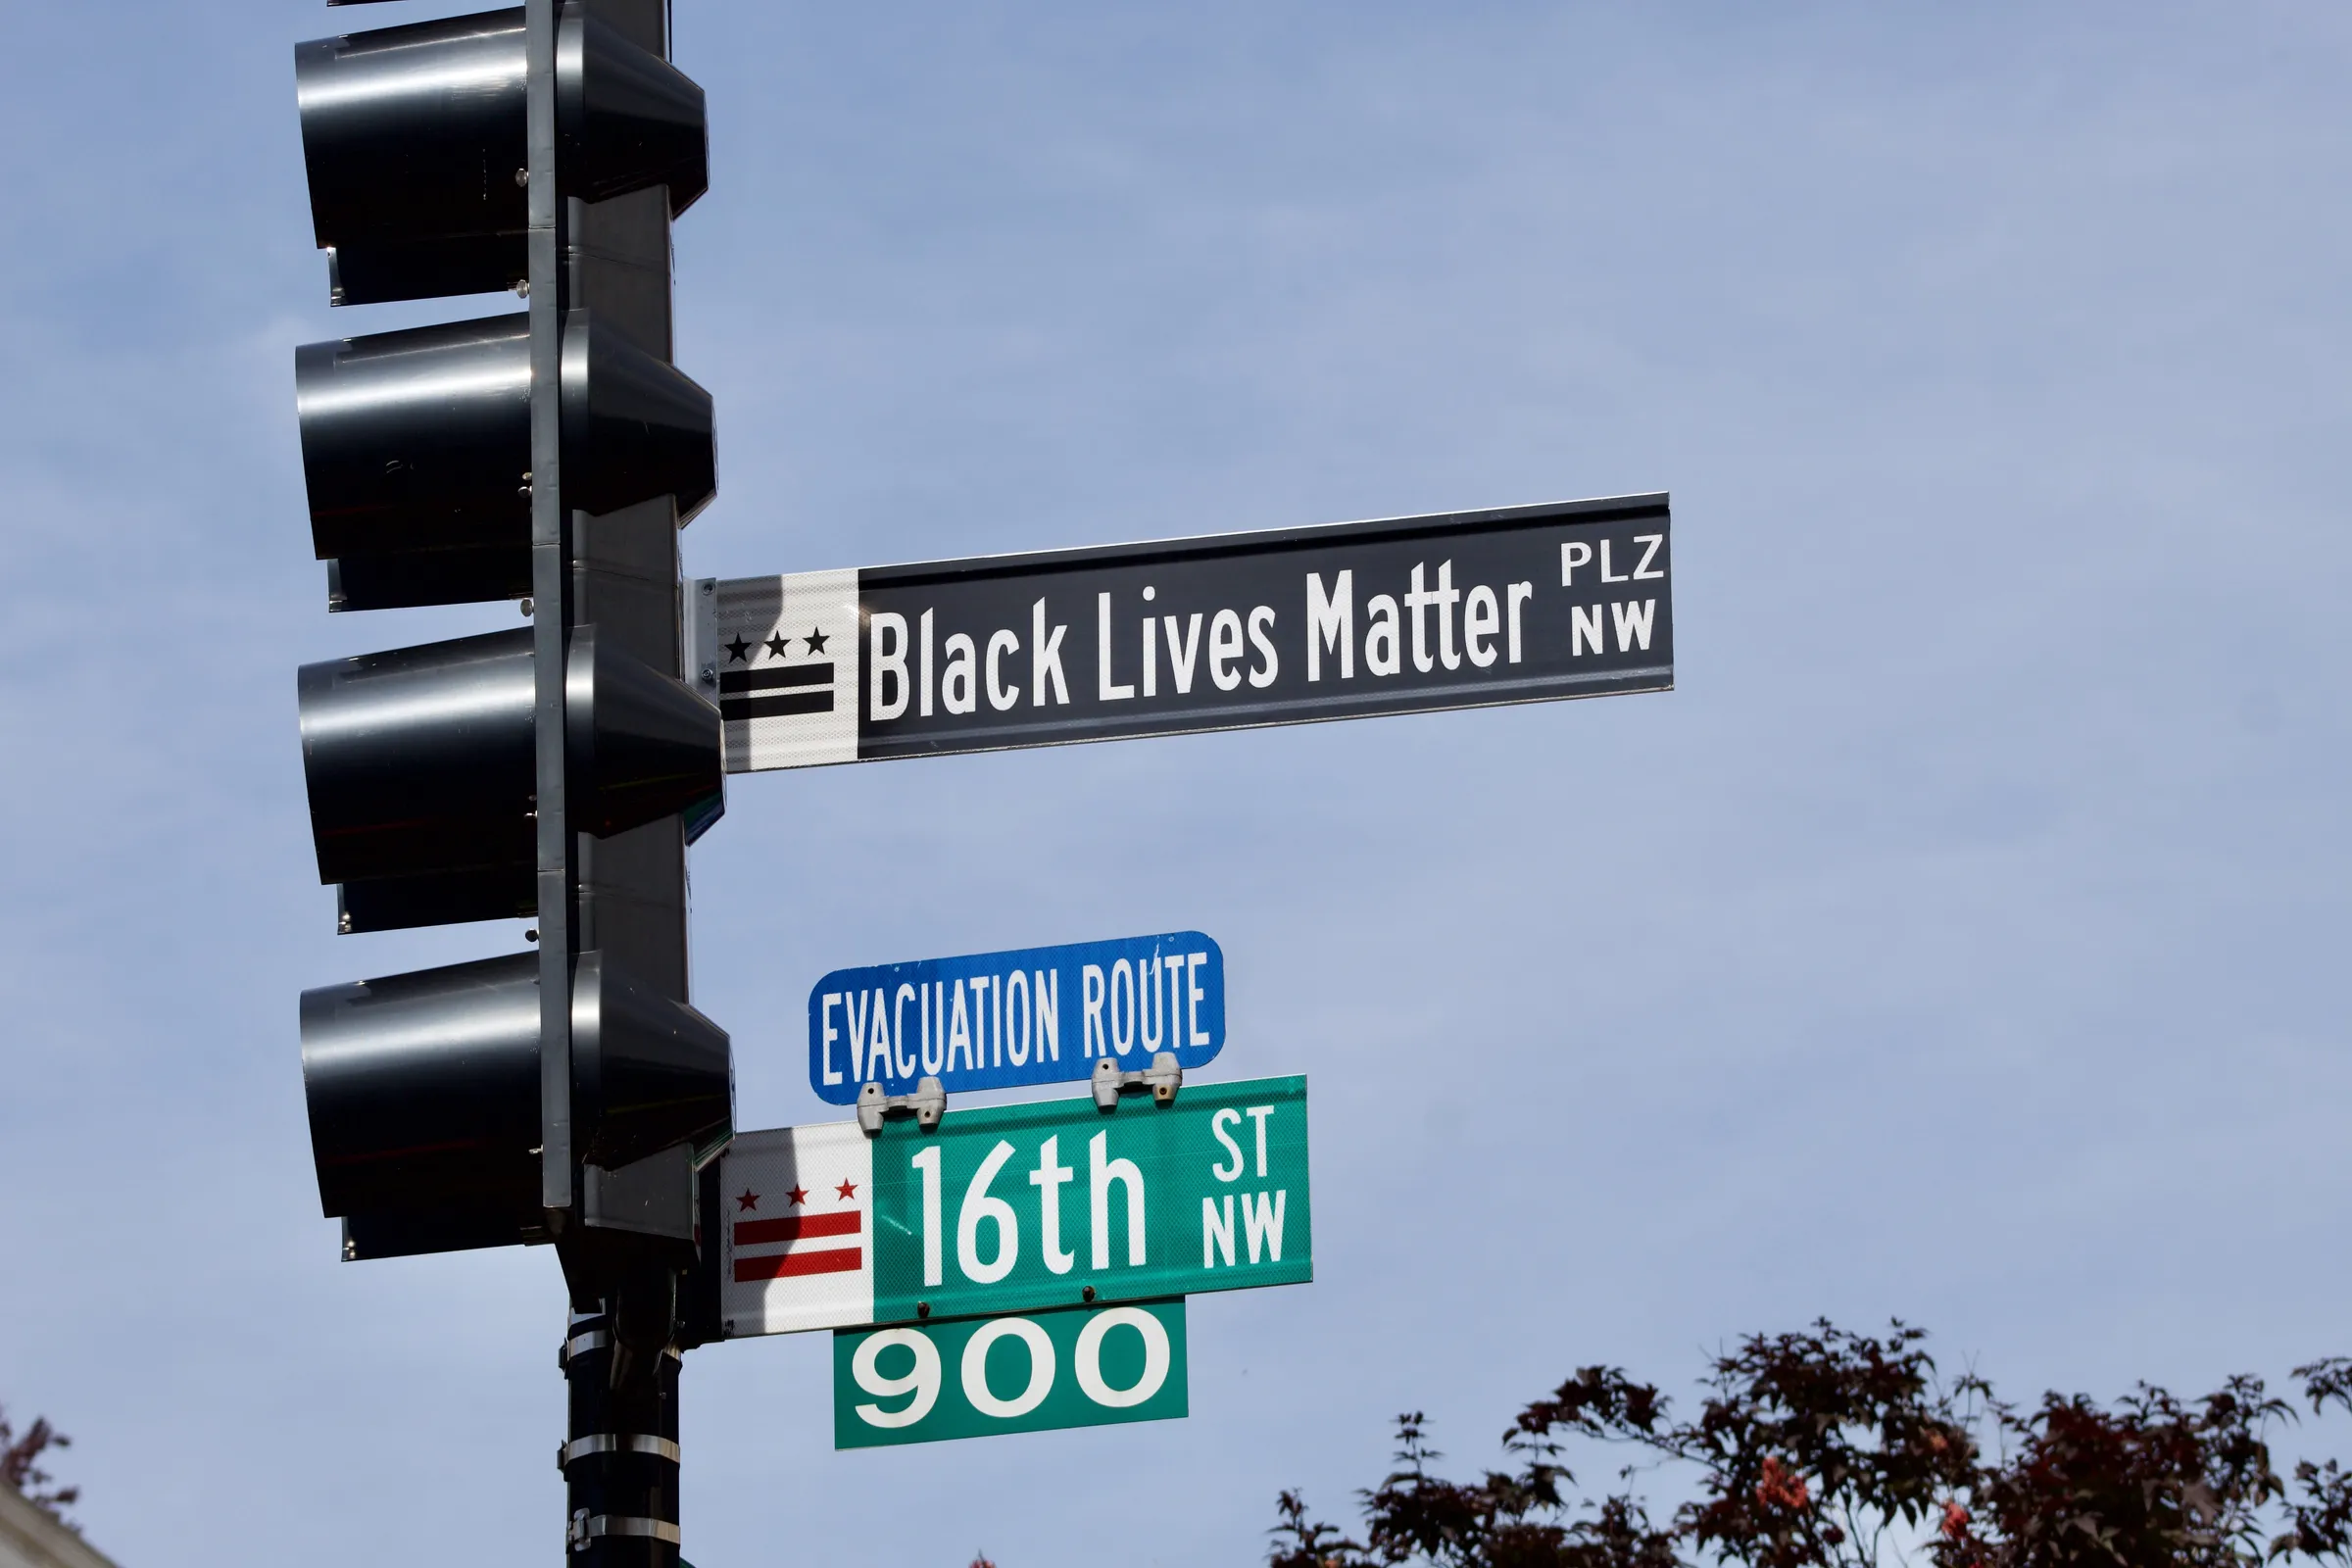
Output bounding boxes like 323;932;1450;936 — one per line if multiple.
736;1211;860;1246
733;1249;862;1284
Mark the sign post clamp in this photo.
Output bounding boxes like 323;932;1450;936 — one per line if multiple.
857;1076;947;1135
1092;1052;1183;1109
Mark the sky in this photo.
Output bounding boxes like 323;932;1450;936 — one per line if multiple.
1;3;2349;1566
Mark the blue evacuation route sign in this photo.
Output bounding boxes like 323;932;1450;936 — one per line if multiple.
808;933;1225;1103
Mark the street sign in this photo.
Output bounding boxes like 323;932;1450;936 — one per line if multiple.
832;1299;1188;1448
717;1075;1310;1337
693;492;1671;771
808;932;1226;1103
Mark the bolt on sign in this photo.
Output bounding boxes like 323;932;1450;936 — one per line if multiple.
833;1298;1188;1448
717;1076;1311;1337
693;493;1671;771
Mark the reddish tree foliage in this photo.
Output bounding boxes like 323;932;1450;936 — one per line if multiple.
1270;1323;2352;1568
0;1402;79;1526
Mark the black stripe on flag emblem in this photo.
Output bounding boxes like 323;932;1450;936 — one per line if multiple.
720;662;835;720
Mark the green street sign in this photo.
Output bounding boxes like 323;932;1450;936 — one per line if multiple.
719;1074;1311;1336
833;1298;1188;1447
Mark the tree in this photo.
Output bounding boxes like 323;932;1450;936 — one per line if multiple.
1270;1321;2352;1568
0;1402;78;1526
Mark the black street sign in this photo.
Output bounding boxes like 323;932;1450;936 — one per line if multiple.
700;493;1671;772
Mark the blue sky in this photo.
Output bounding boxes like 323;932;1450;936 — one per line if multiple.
2;4;2348;1565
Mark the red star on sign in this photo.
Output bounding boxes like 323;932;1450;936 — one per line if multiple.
735;1190;759;1212
835;1178;858;1200
786;1185;808;1206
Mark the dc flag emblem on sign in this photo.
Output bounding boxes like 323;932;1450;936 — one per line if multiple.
722;1120;875;1336
710;569;860;771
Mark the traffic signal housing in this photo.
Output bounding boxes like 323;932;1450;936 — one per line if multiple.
295;310;716;612
302;950;730;1258
290;0;727;1264
295;5;706;307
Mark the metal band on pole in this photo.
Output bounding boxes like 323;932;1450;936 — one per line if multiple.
559;1435;683;1468
573;1516;684;1546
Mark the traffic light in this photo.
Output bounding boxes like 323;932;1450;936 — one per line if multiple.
295;310;715;612
291;3;723;1557
289;1;729;1272
294;6;705;309
301;948;731;1257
